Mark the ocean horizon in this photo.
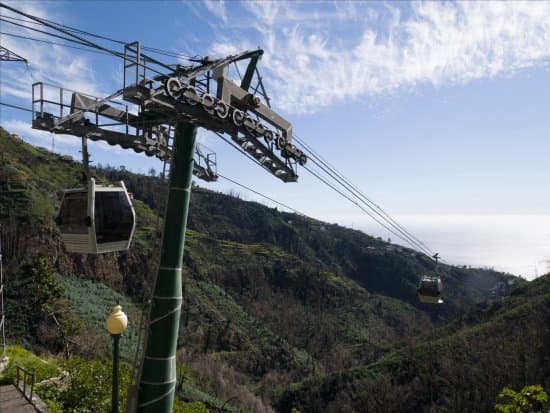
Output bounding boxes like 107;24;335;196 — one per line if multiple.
347;214;550;281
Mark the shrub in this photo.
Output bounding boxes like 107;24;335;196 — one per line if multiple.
174;400;210;413
0;345;59;385
495;385;549;413
35;356;132;413
57;357;131;412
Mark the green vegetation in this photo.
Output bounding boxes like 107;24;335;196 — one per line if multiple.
173;401;210;413
0;345;59;385
6;254;83;358
0;127;544;413
495;385;549;413
58;276;142;361
277;274;550;413
42;356;132;413
0;346;210;413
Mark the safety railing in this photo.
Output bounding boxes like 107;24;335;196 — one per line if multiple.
15;364;35;403
31;82;129;127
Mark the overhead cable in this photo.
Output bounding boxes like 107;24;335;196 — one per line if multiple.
0;4;124;58
294;134;434;256
218;174;307;216
302;163;431;255
0;101;33;112
0;14;194;61
0;31;115;56
0;3;170;75
300;149;432;254
0;17;100;47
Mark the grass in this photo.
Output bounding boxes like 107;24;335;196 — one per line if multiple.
0;345;60;385
58;275;143;362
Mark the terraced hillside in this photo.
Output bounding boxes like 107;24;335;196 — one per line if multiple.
0;127;524;411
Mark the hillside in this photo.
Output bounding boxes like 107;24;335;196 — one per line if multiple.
0;126;530;411
277;274;550;413
98;149;519;320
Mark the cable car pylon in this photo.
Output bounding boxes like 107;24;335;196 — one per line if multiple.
136;122;196;411
19;10;304;405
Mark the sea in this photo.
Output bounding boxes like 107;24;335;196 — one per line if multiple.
353;214;550;281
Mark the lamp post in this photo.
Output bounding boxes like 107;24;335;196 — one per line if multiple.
106;304;128;413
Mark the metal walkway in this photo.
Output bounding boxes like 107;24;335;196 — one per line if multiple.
0;385;39;412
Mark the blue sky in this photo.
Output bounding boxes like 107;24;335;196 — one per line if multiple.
1;1;549;277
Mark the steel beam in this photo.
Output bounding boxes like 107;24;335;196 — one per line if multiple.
0;46;27;63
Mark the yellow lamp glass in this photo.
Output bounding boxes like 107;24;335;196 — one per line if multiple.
106;305;128;335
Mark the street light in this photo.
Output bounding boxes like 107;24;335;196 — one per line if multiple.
106;304;128;413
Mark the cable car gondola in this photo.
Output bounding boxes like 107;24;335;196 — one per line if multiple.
417;253;444;304
55;178;136;254
417;275;443;304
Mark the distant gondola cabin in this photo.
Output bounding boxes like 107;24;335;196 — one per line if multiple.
56;178;135;254
417;275;443;304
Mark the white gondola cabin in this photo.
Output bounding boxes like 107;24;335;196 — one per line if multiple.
417;275;443;304
55;178;136;254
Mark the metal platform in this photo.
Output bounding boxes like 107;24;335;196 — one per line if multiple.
30;42;307;183
32;82;217;181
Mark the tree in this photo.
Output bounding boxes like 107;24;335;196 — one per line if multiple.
19;255;64;337
18;255;82;357
495;385;549;413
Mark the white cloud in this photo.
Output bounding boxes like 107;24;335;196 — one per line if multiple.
204;0;227;23
0;0;140;166
206;1;550;113
0;1;109;107
1;119;79;149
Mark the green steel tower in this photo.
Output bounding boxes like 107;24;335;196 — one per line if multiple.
28;36;305;412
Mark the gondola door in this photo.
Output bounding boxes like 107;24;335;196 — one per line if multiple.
93;180;135;253
56;187;93;253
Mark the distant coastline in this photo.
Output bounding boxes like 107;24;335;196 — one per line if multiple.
350;214;550;280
